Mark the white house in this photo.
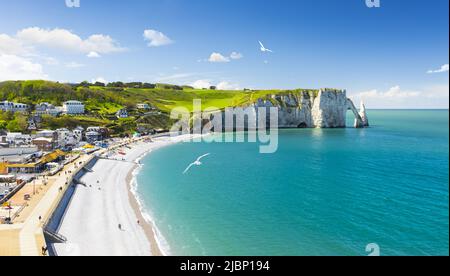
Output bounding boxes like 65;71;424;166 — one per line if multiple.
116;109;129;119
0;101;29;113
5;133;32;146
136;103;150;110
35;103;62;116
73;126;84;143
63;101;85;115
85;131;101;144
56;128;70;148
36;130;57;140
54;127;86;148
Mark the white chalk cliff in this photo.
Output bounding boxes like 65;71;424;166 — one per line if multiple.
206;89;368;130
252;89;367;128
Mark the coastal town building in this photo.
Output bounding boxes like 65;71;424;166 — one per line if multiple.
136;103;150;110
35;103;62;117
116;108;129;119
32;137;57;152
56;128;81;148
73;126;84;143
4;133;32;147
27;118;37;131
0;101;29;113
3;149;65;174
0;147;39;164
85;131;101;144
62;101;85;115
36;130;58;140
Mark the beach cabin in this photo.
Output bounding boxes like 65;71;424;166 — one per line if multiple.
5;150;66;174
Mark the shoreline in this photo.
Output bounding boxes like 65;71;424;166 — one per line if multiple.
126;163;163;256
126;134;205;256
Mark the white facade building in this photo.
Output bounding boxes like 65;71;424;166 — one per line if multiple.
35;103;62;116
56;128;80;148
5;133;32;146
116;109;129;118
73;127;84;143
63;101;85;115
136;103;150;110
0;101;29;113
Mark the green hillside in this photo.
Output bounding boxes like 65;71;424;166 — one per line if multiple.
0;80;318;134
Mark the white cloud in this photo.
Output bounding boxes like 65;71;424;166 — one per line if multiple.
230;52;243;60
352;85;449;109
217;81;241;90
191;79;212;89
16;27;126;54
143;29;173;47
65;62;85;68
157;73;196;82
43;56;59;65
208;52;243;63
427;64;449;74
92;77;108;84
0;34;28;55
357;85;421;99
208;52;230;63
0;54;48;81
87;51;101;58
191;80;241;90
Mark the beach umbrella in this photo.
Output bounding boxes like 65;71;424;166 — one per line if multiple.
2;202;12;209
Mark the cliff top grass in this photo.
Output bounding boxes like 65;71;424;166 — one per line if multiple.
0;80;330;134
0;80;322;113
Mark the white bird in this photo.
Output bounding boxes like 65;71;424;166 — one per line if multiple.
259;41;273;53
183;153;211;174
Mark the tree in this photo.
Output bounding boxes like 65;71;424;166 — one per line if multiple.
143;83;156;89
93;82;106;87
0;120;7;130
80;81;91;87
107;82;125;88
6;113;28;132
210;86;217;90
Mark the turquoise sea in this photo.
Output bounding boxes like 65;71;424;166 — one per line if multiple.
136;110;449;256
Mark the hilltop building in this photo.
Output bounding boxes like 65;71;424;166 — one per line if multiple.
116;109;129;119
35;103;62;116
0;101;29;113
63;101;85;115
136;103;150;110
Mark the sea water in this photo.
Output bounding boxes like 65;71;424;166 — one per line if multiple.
136;110;449;256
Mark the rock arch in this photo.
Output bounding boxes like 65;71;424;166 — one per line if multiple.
346;98;366;128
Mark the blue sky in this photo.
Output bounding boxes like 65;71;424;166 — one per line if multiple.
0;0;448;108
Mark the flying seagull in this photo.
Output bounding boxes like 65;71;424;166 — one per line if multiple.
259;41;273;53
183;153;211;174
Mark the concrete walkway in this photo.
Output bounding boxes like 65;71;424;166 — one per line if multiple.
0;137;142;256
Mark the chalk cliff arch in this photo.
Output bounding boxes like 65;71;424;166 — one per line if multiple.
346;98;364;128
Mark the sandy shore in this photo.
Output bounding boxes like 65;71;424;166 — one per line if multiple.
53;134;195;256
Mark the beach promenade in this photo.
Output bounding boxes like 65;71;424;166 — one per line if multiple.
0;134;194;256
0;152;95;256
0;137;145;256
